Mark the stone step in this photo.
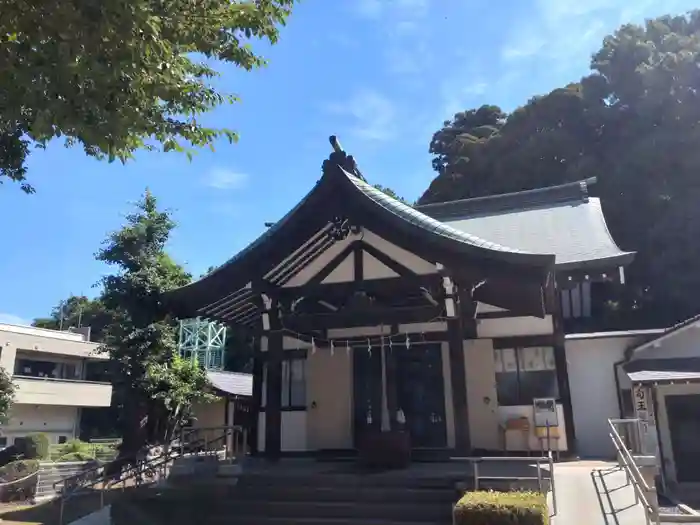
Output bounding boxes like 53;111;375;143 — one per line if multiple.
222;518;451;525
230;485;458;504
135;499;454;523
237;473;459;489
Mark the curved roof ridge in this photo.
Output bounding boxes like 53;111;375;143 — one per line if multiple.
416;177;597;220
339;167;545;258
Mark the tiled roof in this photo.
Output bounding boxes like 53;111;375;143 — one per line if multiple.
625;357;700;384
206;370;253;397
415;178;634;270
342;168;531;254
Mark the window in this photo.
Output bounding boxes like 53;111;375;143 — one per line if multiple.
494;347;559;406
13;437;27;447
281;359;306;408
58;436;68;445
0;437;6;449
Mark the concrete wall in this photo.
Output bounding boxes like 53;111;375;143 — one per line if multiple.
565;333;653;459
0;324;105;363
1;404;79;445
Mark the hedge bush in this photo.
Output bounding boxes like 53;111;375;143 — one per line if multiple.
454;491;549;525
22;433;49;460
58;452;96;462
0;460;40;502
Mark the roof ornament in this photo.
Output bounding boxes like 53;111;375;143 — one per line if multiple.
323;135;367;182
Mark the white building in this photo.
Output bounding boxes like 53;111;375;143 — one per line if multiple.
0;323;112;448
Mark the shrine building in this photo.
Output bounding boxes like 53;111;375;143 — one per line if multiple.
164;137;634;460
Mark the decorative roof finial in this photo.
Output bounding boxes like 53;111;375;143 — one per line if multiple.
322;135;367;182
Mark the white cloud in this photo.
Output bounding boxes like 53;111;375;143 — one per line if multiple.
0;313;31;326
501;0;694;66
205;168;248;190
326;89;397;142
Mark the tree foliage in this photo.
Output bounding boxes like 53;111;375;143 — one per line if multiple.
95;190;199;449
33;295;111;342
422;10;700;328
0;0;296;193
373;184;411;206
145;354;216;443
0;367;15;425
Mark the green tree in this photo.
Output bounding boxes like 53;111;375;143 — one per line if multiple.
422;10;700;328
0;0;296;193
0;367;15;424
372;184;411;205
33;295;111;342
145;354;217;444
96;190;200;451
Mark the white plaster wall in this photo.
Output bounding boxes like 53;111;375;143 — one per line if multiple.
257;413;265;452
281;411;307;452
565;334;647;458
282;228;438;288
476;316;553;338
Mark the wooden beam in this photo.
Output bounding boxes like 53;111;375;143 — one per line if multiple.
278;274;441;301
281;304;443;332
353;244;363;282
491;334;556;349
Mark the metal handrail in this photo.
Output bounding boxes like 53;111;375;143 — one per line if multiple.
56;426;247;525
54;426;203;490
608;418;660;525
451;454;557;514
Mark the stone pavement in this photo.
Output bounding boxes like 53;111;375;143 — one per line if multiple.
67;505;111;525
550;461;649;525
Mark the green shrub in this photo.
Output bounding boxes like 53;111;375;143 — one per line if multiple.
21;433;49;460
58;452;95;462
454;491;549;525
0;459;39;482
60;439;91;455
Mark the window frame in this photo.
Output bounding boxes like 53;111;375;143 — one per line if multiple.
494;346;559;407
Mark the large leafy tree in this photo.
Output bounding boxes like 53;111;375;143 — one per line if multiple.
96;190;210;451
422;10;700;329
33;295;111;342
0;0;296;193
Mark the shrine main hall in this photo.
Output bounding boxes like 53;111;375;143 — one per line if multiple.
165;137;634;460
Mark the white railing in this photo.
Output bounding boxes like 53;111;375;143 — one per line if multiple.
608;418;700;524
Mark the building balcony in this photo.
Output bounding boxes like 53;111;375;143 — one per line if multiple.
13;376;112;407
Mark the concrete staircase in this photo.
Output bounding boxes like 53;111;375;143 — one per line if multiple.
113;469;461;525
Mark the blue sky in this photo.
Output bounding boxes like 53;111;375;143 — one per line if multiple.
0;0;694;325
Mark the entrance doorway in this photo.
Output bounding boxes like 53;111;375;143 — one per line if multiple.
666;394;700;483
396;344;447;448
352;347;383;446
352;343;448;449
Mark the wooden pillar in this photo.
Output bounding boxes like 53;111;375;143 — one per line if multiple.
552;284;577;455
264;295;283;460
251;352;263;456
444;274;471;454
386;324;399;430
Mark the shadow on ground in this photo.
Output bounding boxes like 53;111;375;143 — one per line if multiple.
0;486;140;524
